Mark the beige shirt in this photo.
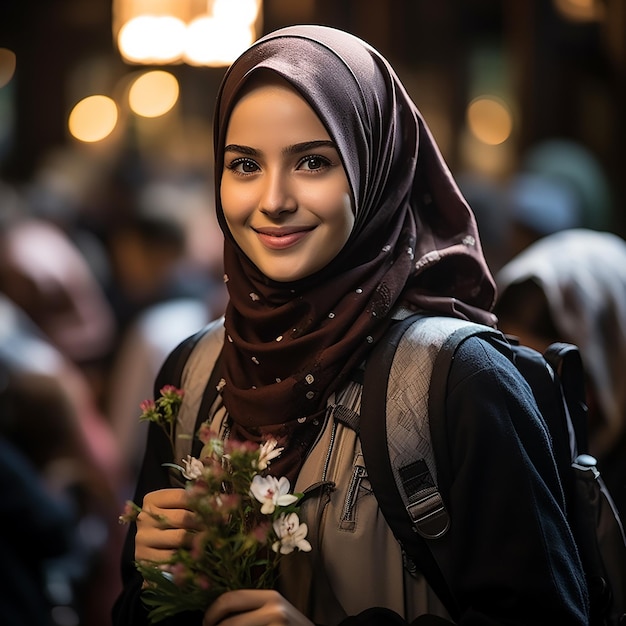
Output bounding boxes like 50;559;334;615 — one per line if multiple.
174;316;451;624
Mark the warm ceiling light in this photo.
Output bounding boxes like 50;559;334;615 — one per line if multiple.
117;15;186;64
213;0;260;23
185;17;255;66
68;95;118;143
128;70;179;117
113;0;263;66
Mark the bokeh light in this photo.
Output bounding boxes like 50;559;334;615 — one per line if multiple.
68;95;118;142
0;48;16;88
128;70;179;118
113;0;262;67
553;0;604;22
117;15;186;64
466;96;513;146
213;0;260;24
184;17;255;66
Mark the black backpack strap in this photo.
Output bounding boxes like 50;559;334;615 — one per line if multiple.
543;342;589;456
545;343;626;624
361;315;460;620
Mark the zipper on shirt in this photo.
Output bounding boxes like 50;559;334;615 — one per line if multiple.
340;464;368;531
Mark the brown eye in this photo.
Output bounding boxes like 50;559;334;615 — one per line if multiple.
240;159;258;173
297;155;330;171
227;158;260;175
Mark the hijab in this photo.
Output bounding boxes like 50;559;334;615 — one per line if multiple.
212;25;496;469
497;228;626;459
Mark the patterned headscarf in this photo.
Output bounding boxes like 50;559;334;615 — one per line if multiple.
212;25;496;453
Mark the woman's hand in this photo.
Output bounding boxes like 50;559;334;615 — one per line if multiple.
135;488;200;562
202;589;315;626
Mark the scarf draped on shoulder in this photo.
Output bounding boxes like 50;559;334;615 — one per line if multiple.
212;25;496;467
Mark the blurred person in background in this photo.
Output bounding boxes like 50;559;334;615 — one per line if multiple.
104;178;227;495
0;203;118;408
503;171;583;261
0;432;74;626
101;176;223;335
0;292;124;626
501;139;614;264
495;228;626;520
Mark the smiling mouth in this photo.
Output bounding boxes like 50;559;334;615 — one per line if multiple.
253;226;315;250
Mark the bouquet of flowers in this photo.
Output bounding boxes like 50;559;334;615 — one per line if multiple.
119;385;311;623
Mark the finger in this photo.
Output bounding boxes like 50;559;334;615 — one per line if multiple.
137;527;193;550
135;528;197;562
203;590;287;626
135;546;175;563
138;507;200;530
143;488;190;510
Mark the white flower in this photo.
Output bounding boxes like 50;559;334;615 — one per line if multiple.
250;475;298;514
272;512;312;554
181;455;204;480
257;439;284;470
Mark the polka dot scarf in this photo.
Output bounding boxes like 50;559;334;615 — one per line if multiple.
212;25;497;476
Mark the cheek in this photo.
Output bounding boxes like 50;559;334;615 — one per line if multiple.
220;179;250;226
332;192;355;244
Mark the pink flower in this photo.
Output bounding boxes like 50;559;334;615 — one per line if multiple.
224;439;258;456
168;562;190;587
197;422;213;444
216;493;241;513
140;399;156;412
118;500;141;524
194;574;211;590
190;532;208;560
160;384;184;399
250;520;272;543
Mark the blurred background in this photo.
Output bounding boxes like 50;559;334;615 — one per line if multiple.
0;1;625;625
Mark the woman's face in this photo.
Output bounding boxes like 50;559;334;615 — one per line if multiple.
220;76;354;282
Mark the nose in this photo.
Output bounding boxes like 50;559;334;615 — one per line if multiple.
259;170;297;218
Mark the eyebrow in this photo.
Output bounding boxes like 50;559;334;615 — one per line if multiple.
223;140;338;157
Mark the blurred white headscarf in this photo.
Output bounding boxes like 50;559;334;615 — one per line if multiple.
497;229;626;457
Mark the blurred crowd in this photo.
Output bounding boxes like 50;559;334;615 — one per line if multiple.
0;148;227;626
1;134;625;626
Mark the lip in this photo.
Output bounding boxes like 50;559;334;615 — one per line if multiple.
253;225;315;250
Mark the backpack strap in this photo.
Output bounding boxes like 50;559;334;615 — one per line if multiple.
545;344;626;623
543;342;589;457
361;314;455;619
426;323;502;493
361;313;495;620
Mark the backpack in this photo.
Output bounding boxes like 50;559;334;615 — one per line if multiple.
153;313;626;625
359;313;626;626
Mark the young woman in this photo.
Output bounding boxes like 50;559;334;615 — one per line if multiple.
113;25;589;626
